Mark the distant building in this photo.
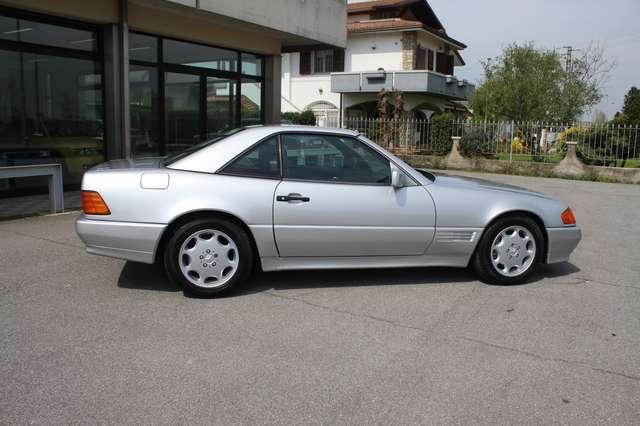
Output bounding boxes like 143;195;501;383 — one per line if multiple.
282;0;473;124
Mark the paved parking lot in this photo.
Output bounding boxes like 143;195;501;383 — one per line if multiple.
1;172;639;424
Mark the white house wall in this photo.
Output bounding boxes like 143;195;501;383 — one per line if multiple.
347;33;404;72
281;52;340;113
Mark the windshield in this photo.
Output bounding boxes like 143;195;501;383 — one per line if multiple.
163;128;245;165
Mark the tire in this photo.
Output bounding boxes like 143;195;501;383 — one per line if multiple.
471;215;544;285
164;218;253;297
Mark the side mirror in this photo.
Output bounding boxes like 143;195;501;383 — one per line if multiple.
390;164;405;188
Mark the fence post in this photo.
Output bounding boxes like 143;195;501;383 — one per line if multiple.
509;121;514;162
553;141;585;175
445;135;472;169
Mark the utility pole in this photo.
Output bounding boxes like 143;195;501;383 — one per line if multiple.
561;46;581;73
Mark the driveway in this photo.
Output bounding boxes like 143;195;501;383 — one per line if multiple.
1;172;639;424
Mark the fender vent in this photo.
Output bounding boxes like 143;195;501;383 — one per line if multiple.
436;230;477;243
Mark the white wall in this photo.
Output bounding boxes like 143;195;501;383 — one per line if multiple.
281;52;341;113
347;33;403;72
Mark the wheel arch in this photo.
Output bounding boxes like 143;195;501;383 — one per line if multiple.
154;210;262;270
477;210;549;264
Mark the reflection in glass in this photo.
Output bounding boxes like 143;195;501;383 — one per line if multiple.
130;65;159;157
129;32;158;63
164;72;201;155
241;53;262;76
0;49;103;195
241;79;262;126
0;15;97;52
207;77;236;138
163;39;237;72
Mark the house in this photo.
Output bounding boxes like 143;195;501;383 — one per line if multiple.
0;0;346;200
281;0;473;124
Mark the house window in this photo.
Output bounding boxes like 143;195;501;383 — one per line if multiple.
313;50;334;74
436;52;454;75
299;49;344;75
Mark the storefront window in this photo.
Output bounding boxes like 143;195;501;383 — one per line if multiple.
0;15;97;52
0;13;103;197
241;79;262;126
128;32;158;63
130;65;159;157
241;53;262;76
163;39;237;72
129;32;264;157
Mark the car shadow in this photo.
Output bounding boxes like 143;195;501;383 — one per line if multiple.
117;260;582;296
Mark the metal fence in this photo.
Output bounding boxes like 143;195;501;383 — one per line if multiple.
316;116;640;168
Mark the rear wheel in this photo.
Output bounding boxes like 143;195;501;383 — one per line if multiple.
164;218;253;296
472;215;543;285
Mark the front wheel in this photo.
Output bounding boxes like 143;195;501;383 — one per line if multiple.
164;218;253;296
472;215;543;285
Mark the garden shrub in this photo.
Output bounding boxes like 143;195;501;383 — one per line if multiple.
428;112;455;155
281;110;317;125
459;127;495;158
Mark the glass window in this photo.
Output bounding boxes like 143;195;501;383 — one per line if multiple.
313;49;334;74
241;79;261;126
0;15;97;52
282;134;390;184
241;53;262;76
129;32;158;63
0;49;103;194
163;39;237;72
130;65;159;157
164;72;201;155
221;136;280;178
207;77;236;138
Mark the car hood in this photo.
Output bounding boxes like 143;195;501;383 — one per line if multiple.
431;172;553;200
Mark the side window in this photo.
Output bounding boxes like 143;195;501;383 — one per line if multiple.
282;134;391;184
221;136;280;178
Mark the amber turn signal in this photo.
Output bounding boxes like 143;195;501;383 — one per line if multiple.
561;207;576;225
82;191;111;215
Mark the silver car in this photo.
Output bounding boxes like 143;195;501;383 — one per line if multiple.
76;125;581;296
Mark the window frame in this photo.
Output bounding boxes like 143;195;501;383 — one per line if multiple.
280;132;393;186
217;134;283;180
128;30;266;156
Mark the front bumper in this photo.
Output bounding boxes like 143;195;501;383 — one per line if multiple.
76;216;166;264
545;226;582;264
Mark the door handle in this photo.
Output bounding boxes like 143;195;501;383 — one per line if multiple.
276;194;310;202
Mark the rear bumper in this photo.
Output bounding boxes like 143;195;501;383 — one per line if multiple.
546;226;581;264
75;216;166;264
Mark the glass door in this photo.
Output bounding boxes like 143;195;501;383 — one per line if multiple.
164;72;201;155
206;76;236;139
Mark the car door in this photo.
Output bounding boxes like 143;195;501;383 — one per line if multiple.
273;133;436;257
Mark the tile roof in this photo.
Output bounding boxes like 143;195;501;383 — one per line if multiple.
347;0;417;14
347;18;423;33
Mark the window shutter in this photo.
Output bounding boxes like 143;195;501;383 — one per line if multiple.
333;49;345;72
427;49;434;71
415;47;426;70
436;52;448;74
300;51;311;75
446;55;454;75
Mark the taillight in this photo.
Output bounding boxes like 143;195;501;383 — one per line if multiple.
561;207;576;225
82;190;111;215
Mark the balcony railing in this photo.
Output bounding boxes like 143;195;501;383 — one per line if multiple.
331;70;475;101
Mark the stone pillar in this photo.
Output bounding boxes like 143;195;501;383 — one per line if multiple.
445;136;472;168
554;141;585;175
264;54;282;124
401;31;417;70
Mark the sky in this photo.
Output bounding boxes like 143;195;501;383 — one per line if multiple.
427;0;640;119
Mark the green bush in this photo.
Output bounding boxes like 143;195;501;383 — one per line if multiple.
429;112;455;155
459;127;495;158
281;110;317;125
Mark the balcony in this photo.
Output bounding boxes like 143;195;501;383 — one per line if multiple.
331;70;474;101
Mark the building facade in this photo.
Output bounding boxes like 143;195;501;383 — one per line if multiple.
0;0;346;196
281;0;473;124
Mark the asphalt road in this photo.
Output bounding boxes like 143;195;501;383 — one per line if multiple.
1;172;639;424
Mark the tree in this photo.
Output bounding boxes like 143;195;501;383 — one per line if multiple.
470;43;614;122
621;87;640;124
